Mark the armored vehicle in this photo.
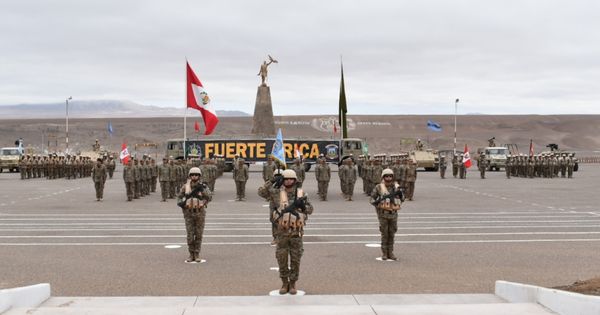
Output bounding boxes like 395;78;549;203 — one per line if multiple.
410;148;439;171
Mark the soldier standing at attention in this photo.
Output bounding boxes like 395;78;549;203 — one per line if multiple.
158;157;171;202
233;159;249;201
150;159;158;192
370;159;383;198
133;159;141;199
258;169;284;245
505;156;512;179
263;156;276;182
315;157;331;201
567;154;575;178
459;154;467;179
439;155;447;179
92;158;107;201
452;154;459;178
339;158;357;201
107;156;116;179
291;159;305;188
274;170;313;295
123;160;135;201
405;161;417;200
370;168;403;261
478;153;487;179
168;159;177;198
177;167;212;263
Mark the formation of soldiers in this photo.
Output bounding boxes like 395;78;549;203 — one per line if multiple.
18;154;115;180
128;155;226;202
505;153;577;179
357;154;418;201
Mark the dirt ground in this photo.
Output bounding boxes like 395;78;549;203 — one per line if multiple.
554;277;600;296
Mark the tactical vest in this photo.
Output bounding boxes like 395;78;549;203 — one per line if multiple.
184;181;207;210
377;183;401;211
275;189;307;234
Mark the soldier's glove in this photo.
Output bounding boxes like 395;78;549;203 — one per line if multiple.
272;175;284;189
293;197;307;210
395;190;405;203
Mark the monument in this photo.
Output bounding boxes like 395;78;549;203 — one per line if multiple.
252;55;277;136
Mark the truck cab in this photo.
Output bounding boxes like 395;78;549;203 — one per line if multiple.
481;146;508;171
0;147;23;173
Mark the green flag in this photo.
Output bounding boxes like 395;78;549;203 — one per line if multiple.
339;63;348;138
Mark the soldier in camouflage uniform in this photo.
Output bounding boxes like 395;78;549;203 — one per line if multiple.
133;159;141;199
339;158;357;201
370;168;403;261
233;159;249;201
258;169;284;245
452;154;459;178
362;159;373;195
92;158;107;201
405;161;417;200
274;169;314;295
370;159;383;197
439;155;447;179
478;153;487;179
315;157;331;201
505;156;512;179
168;159;177;198
291;159;305;188
107;156;116;179
150;158;158;193
177;167;212;263
158;157;171;201
567;154;575;178
123;160;135;201
263;156;276;182
459;154;467;179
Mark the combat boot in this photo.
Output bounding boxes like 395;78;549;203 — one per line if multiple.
185;252;195;263
288;281;297;295
387;249;397;261
381;248;388;260
194;252;202;262
279;278;289;294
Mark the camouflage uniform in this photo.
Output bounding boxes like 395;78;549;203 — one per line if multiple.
314;159;331;201
478;155;487;179
505;157;512;179
92;160;107;201
168;160;177;198
107;157;116;179
150;159;158;192
263;159;276;182
452;155;459;178
338;159;357;201
233;160;249;201
370;174;403;260
275;179;313;294
177;173;212;262
123;161;135;201
258;171;283;242
439;156;447;179
405;162;417;200
291;160;305;188
133;160;141;199
158;159;171;201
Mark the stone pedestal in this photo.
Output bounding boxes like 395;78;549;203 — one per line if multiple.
252;85;276;136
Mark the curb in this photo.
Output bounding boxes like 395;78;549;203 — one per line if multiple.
0;283;51;313
495;280;600;315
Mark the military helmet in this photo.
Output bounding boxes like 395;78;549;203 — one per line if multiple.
188;167;202;176
273;169;283;176
381;168;394;179
282;169;297;180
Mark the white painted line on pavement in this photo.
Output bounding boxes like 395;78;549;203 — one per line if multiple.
4;231;600;239
4;238;600;246
164;245;181;249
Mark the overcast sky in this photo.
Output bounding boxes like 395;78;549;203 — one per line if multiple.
1;0;599;115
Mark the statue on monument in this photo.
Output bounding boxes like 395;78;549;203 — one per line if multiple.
258;54;278;86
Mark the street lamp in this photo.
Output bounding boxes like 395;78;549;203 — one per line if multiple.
453;98;459;155
66;96;72;152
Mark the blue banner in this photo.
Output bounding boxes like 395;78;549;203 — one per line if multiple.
427;120;442;132
271;128;286;166
107;121;114;135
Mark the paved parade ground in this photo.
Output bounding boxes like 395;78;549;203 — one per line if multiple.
1;165;599;296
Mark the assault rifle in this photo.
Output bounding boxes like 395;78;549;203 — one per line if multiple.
177;184;206;209
371;189;405;206
274;196;307;222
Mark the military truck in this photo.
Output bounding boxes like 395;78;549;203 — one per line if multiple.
165;137;367;171
477;146;509;171
0;147;23;173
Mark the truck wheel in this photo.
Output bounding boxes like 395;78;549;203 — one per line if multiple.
574;163;579;172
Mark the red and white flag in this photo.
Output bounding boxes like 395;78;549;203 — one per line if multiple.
462;144;472;168
119;142;130;165
187;62;219;135
529;139;534;157
294;143;302;160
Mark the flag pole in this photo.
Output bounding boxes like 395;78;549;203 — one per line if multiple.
183;58;187;160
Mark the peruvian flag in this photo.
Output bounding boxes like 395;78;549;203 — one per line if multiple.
462;144;472;168
119;142;130;165
529;139;534;157
187;62;219;135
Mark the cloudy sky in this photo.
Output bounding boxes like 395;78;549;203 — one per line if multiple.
1;0;599;115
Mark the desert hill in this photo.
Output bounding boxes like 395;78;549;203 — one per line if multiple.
1;115;599;156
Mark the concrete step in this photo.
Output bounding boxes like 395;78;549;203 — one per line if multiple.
37;294;505;308
4;303;555;315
